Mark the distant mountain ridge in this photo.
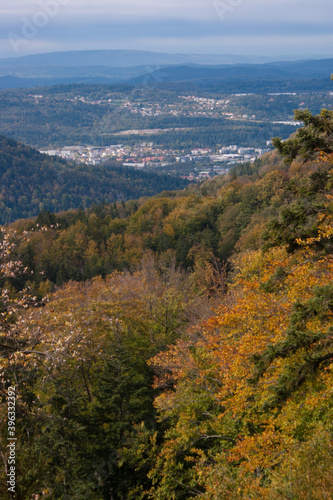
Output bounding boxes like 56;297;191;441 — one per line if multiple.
1;50;327;68
0;50;332;90
131;58;333;84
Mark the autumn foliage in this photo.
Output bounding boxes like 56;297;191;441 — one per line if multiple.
1;111;333;499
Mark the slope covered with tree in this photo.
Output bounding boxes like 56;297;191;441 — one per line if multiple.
1;85;329;149
0;110;333;499
6;116;331;289
0;135;188;224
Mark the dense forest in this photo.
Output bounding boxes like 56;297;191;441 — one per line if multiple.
98;123;294;150
0;110;333;499
0;135;188;224
0;85;331;148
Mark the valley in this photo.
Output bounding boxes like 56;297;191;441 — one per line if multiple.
0;48;333;499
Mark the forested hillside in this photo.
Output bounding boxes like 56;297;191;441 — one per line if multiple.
1;85;328;149
0;135;188;224
0;110;333;499
6;113;331;289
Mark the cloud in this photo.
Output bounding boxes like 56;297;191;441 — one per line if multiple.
0;0;332;58
1;0;331;23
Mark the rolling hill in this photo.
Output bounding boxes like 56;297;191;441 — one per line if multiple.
0;50;331;90
132;58;333;85
0;135;188;224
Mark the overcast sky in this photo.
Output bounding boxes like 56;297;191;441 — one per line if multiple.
0;0;332;58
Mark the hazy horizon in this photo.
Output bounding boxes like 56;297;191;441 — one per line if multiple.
1;0;332;59
0;49;332;63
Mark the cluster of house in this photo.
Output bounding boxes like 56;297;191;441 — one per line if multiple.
65;93;257;120
40;142;272;180
176;145;270;164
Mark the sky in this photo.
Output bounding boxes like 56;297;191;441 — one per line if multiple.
0;0;332;59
